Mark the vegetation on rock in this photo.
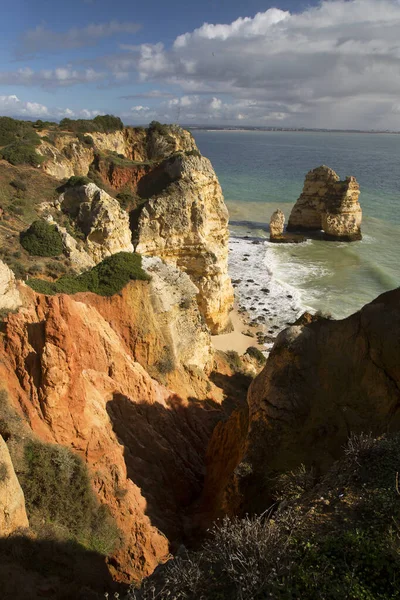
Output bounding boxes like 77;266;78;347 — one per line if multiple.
128;432;400;600
59;114;123;134
27;251;150;296
1;141;44;167
20;220;64;257
22;439;120;554
245;346;267;365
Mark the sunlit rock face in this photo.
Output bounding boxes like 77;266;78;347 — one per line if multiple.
57;183;134;264
287;165;362;241
135;153;234;334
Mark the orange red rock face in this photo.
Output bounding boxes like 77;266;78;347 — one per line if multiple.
0;282;241;582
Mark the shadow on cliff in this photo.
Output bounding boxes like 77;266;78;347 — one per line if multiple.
0;534;124;600
106;371;252;548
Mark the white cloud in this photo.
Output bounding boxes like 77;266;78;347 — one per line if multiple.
17;21;141;57
0;66;105;88
0;94;101;120
125;0;400;128
0;95;49;117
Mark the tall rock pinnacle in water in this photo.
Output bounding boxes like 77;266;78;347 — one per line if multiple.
287;165;362;241
269;209;285;241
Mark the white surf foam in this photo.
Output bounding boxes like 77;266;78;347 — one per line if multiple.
229;236;305;348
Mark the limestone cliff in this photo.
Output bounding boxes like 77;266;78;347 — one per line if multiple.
36;124;233;333
238;287;400;512
38;125;197;181
0;261;22;313
134;153;234;333
0;259;227;581
0;434;29;535
287;165;362;241
57;183;134;264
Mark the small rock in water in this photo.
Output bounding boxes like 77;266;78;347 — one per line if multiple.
247;279;254;283
261;288;270;293
287;294;293;299
243;258;249;262
252;240;261;245
244;254;250;257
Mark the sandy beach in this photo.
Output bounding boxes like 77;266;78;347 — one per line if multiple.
211;305;267;354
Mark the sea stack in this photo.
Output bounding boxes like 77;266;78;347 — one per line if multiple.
269;209;285;241
287;165;362;241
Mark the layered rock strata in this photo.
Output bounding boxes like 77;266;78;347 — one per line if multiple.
38;125;197;180
287;165;362;241
0;260;224;580
135;154;234;333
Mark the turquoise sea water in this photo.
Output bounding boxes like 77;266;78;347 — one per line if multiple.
193;130;400;327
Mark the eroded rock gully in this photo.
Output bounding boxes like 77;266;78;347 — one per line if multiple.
0;273;248;584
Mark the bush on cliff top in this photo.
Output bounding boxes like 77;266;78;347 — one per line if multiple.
0;141;44;167
0;116;41;146
27;251;150;296
128;432;400;600
20;220;64;257
59;114;123;134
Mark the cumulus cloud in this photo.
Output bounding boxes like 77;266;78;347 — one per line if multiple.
122;0;400;128
0;94;100;119
17;20;141;57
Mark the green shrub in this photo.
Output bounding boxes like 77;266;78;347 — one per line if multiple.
20;220;64;257
129;433;400;600
226;350;242;372
77;133;94;146
28;251;150;296
1;142;44;167
59;114;123;134
0;116;42;146
10;178;27;192
21;440;119;554
59;175;91;190
148;120;171;136
245;346;267;365
8;260;27;279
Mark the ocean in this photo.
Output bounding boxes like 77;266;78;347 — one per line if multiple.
193;130;400;335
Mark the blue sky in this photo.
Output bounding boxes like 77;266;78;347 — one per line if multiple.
1;0;400;129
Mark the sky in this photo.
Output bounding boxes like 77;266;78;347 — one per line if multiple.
1;0;400;129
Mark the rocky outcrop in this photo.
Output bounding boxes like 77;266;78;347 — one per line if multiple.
93;155;151;193
0;434;29;535
0;264;225;580
0;261;22;313
57;183;133;264
146;126;197;161
37;138;94;180
240;287;400;512
269;209;285;241
135;154;234;333
287;165;362;241
38;125;196;181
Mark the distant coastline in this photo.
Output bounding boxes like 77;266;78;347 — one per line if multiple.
187;126;400;134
